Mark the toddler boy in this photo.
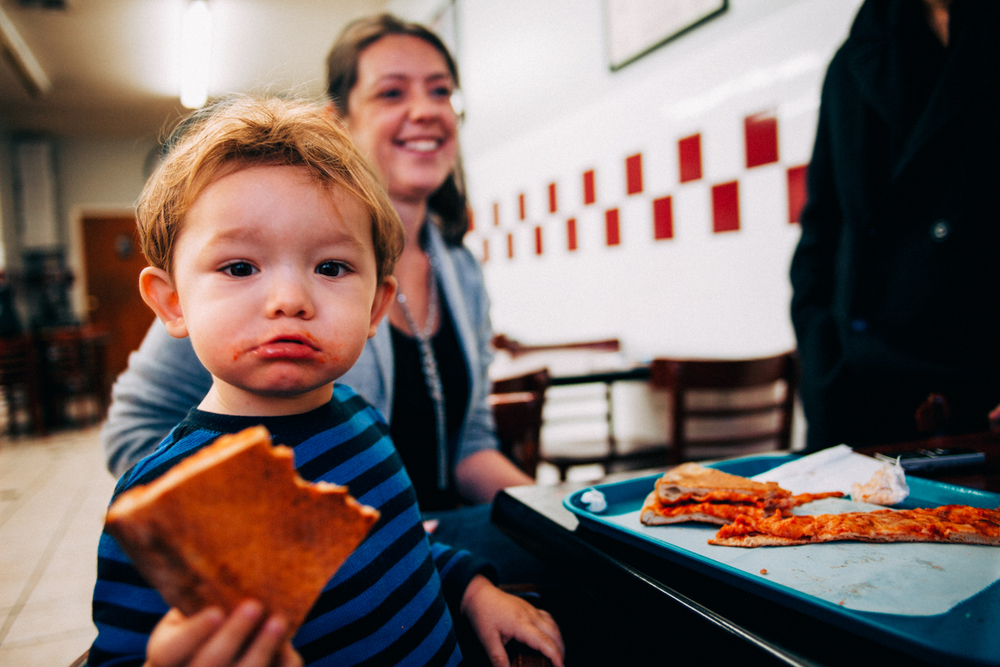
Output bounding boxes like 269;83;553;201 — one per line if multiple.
88;96;563;667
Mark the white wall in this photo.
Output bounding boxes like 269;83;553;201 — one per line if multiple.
58;136;157;317
399;0;863;362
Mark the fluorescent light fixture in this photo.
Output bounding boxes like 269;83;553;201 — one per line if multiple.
0;5;51;97
180;0;212;109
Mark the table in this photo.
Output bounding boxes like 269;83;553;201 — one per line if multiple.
492;432;1000;666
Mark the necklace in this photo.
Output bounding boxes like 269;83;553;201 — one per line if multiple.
395;255;449;491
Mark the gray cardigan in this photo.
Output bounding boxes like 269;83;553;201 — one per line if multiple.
102;222;499;477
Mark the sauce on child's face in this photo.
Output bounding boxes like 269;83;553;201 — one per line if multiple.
171;165;388;413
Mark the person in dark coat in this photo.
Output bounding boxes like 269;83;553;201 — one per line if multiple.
790;0;1000;452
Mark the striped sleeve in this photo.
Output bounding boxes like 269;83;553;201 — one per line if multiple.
430;543;497;615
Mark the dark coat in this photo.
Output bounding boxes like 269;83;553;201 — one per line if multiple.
790;0;1000;450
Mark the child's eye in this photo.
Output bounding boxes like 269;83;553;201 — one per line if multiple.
221;262;257;277
316;261;348;277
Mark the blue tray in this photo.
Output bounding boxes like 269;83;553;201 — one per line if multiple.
564;455;1000;666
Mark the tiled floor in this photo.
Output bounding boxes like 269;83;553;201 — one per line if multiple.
0;424;117;667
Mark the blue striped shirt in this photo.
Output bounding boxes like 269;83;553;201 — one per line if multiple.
89;385;491;666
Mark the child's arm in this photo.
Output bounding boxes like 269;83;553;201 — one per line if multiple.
144;601;301;667
460;575;565;667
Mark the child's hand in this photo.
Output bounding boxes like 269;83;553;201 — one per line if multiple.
144;600;302;667
460;575;565;667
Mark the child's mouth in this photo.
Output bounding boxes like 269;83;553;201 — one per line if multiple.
255;336;319;360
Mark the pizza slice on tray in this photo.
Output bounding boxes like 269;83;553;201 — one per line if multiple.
105;425;380;641
709;504;1000;547
640;462;843;526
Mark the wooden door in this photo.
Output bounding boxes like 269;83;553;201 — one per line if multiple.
82;215;155;393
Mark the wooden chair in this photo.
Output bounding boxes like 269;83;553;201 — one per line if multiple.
38;325;110;427
0;334;46;436
649;351;798;463
492;335;647;481
490;368;551;478
492;333;620;358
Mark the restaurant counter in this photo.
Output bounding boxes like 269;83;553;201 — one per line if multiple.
492;432;1000;666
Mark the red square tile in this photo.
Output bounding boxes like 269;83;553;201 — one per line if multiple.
548;182;558;213
786;164;808;224
653;196;673;240
534;226;543;255
712;181;740;233
605;208;621;246
678;134;702;183
626;153;643;195
507;233;514;258
567;218;578;251
745;111;779;168
583;169;596;205
518;193;526;220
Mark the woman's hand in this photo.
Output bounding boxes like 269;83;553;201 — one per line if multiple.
460;575;565;667
144;601;302;667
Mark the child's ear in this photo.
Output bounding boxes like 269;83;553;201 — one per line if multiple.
368;276;397;338
138;267;189;339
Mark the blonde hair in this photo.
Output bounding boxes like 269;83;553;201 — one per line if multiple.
137;95;404;282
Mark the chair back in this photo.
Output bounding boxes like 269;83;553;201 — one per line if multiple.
489;368;551;478
492;334;620;358
649;351;797;463
0;334;46;435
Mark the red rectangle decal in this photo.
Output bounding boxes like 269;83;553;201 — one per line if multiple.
482;239;489;262
534;226;543;255
605;208;621;246
786;164;808;224
567;218;577;251
678;134;702;183
583;169;596;205
548;182;557;213
493;202;499;227
507;233;514;258
653;196;673;240
712;181;740;233
745;111;779;168
518;193;526;220
467;207;474;231
626;153;643;195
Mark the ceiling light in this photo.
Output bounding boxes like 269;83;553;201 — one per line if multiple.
180;0;212;109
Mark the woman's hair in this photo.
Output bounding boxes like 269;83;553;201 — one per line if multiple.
326;13;469;245
137;95;404;283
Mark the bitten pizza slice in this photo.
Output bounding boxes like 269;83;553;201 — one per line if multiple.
105;425;380;641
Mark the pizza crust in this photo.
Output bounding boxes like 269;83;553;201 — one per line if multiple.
105;425;379;640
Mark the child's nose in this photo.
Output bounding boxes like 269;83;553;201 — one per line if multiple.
266;274;313;319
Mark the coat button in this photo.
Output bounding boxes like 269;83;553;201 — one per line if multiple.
931;219;950;241
850;318;868;333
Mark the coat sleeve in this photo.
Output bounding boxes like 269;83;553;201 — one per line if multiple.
788;54;850;448
101;321;212;476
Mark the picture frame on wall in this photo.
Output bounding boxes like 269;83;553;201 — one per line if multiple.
605;0;728;71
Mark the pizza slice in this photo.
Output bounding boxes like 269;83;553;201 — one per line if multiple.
709;504;1000;547
105;425;380;641
639;463;843;526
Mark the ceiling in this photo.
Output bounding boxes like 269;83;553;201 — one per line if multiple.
0;0;392;139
